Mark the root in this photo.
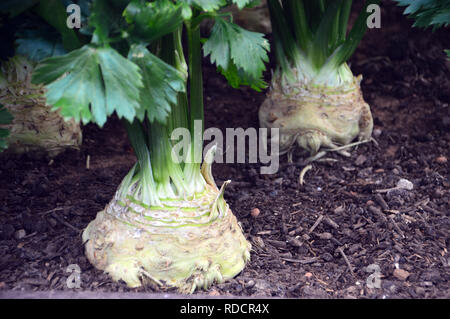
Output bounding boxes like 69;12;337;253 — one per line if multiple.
82;181;251;293
259;72;374;161
298;165;312;186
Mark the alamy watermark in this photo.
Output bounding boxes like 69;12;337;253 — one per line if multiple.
367;4;381;29
66;4;81;29
366;264;382;289
171;121;280;175
66;264;81;289
66;3;382;29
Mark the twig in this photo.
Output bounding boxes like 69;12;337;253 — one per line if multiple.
338;247;355;277
52;213;81;234
421;205;444;216
281;257;319;264
309;215;324;233
299;165;313;186
368;206;388;223
324;139;372;153
316;158;339;163
389;216;405;238
39;207;65;216
324;216;340;229
374;193;389;211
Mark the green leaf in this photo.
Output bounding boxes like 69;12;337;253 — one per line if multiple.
431;8;450;26
124;0;187;44
393;0;450;30
88;0;130;44
33;0;81;51
32;45;143;127
0;104;13;152
15;28;67;62
231;0;255;9
179;0;226;12
128;44;186;124
0;104;13;125
203;18;269;90
330;0;380;67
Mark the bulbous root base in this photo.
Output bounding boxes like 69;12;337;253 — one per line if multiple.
259;76;373;161
4;104;82;158
82;184;251;293
0;56;82;158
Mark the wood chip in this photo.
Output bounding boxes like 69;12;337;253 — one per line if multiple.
393;269;410;281
309;215;324;233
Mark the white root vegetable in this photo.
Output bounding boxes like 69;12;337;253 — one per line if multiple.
0;56;82;158
83;150;251;293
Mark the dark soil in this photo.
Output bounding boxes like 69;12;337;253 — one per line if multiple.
0;2;449;298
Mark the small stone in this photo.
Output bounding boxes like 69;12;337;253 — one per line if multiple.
366;200;375;206
245;280;255;289
252;236;265;249
48;218;57;228
396;179;413;190
251;208;260;218
208;289;220;296
322;252;333;262
334;206;345;214
318;232;333;240
393;268;410;281
273;177;283;185
302;234;310;241
287;236;303;247
14;229;26;240
373;128;382;138
436;156;447;164
355;155;367;166
415;287;425;296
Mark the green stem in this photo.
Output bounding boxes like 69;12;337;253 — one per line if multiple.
123;120;161;207
182;18;206;193
339;0;352;42
187;20;203;165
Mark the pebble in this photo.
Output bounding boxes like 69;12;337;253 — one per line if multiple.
251;208;260;218
373;128;382;137
318;232;333;240
302;234;310;241
396;178;413;190
208;289;221;296
334;206;345;214
287;236;303;247
245;280;255;289
14;229;26;240
393;268;410;281
355;155;367;166
322;252;333;262
435;156;447;164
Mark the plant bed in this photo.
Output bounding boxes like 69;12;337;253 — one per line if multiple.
0;2;449;299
